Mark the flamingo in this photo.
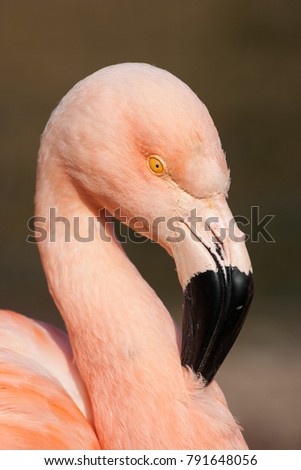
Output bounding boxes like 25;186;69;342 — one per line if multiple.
0;63;254;449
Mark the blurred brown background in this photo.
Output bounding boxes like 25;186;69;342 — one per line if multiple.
0;0;300;449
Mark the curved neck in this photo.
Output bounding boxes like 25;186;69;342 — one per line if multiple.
35;154;187;448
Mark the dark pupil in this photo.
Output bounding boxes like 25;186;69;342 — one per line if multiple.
156;164;159;168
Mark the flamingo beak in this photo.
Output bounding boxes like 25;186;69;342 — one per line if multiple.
170;196;254;384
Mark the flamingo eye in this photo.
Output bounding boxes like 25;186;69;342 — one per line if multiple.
147;156;165;175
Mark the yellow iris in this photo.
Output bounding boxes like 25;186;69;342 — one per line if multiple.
147;156;165;175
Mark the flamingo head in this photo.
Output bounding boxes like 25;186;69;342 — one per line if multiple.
43;63;254;384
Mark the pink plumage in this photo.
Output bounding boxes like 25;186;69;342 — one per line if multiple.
0;63;253;449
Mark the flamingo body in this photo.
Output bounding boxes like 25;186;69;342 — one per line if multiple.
0;310;245;449
0;310;98;449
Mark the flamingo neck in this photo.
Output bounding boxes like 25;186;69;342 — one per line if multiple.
35;155;189;448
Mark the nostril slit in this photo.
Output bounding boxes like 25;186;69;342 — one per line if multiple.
214;241;224;261
207;223;226;245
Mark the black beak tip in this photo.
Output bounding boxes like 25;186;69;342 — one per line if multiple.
181;267;254;384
